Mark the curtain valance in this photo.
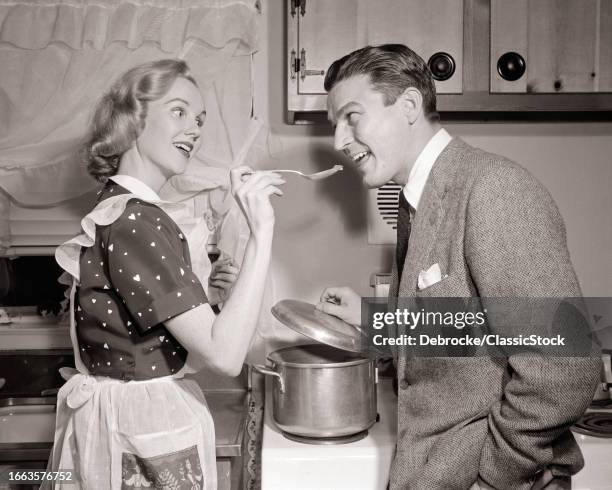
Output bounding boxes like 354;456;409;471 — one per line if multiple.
0;0;262;252
0;0;259;53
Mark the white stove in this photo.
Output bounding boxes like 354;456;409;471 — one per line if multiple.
571;404;612;490
261;381;612;490
573;352;612;489
261;376;396;490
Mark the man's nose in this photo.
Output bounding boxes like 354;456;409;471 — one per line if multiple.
333;123;353;151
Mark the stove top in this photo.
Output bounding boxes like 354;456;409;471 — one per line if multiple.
573;411;612;438
589;396;612;407
280;428;370;445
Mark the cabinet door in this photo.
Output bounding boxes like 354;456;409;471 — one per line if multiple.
295;0;463;95
601;1;612;91
296;0;360;95
365;0;463;94
491;0;612;93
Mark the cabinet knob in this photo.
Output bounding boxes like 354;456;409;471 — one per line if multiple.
428;52;456;82
497;52;526;81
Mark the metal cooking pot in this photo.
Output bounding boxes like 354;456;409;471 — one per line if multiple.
254;343;377;440
254;299;377;442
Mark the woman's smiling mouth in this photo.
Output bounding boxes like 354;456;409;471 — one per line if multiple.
173;141;193;158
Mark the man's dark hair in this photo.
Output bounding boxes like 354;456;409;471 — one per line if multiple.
324;44;437;119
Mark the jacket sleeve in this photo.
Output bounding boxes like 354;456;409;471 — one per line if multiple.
464;164;601;488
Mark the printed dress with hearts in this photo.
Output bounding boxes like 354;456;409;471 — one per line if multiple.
46;176;217;489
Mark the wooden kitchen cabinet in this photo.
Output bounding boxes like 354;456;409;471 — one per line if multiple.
491;0;612;93
287;0;612;122
288;0;464;121
290;0;359;95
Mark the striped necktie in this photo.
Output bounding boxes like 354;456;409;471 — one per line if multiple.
396;191;413;283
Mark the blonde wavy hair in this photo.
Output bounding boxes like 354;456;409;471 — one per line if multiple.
85;59;197;183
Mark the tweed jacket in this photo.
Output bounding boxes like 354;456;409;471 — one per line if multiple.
388;138;601;490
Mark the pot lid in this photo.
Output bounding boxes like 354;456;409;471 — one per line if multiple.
271;299;367;353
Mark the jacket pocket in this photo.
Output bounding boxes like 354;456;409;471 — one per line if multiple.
416;274;449;293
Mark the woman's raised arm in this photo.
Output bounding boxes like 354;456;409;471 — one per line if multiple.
165;167;284;376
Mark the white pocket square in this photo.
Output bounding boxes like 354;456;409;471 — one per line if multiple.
417;263;446;290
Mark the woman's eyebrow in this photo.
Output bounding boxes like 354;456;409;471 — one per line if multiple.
165;97;189;106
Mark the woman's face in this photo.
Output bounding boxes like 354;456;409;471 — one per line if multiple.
135;77;205;178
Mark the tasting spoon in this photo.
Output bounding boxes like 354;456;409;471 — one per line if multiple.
246;164;343;181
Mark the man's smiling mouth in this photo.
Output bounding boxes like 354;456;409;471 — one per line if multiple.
350;150;371;165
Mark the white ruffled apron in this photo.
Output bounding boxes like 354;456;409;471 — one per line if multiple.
46;193;217;489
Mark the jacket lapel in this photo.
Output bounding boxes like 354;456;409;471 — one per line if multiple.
400;180;444;295
398;138;461;295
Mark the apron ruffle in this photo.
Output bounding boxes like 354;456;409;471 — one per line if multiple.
55;193;187;283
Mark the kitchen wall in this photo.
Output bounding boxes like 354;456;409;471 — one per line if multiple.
254;2;612;341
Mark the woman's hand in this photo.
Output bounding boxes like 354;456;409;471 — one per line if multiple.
208;254;239;305
230;166;284;239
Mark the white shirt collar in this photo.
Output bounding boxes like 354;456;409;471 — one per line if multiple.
403;128;452;210
109;174;161;202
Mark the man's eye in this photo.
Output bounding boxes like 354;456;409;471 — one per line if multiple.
347;112;360;123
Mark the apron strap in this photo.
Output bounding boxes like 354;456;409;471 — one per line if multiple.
69;278;91;375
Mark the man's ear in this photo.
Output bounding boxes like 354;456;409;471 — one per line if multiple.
398;88;422;124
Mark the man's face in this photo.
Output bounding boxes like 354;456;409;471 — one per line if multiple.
327;74;412;188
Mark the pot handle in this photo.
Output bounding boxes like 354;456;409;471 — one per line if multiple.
252;364;285;393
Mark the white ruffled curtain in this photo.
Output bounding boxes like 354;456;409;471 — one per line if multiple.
0;0;262;248
0;0;281;344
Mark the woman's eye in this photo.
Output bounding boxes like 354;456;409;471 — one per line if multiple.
347;112;360;123
172;107;185;117
196;117;204;128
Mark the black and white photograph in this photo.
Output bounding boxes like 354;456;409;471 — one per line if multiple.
0;1;611;489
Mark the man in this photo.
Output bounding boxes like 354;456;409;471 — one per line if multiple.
316;44;600;490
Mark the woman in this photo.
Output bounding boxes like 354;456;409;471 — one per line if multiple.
48;59;284;489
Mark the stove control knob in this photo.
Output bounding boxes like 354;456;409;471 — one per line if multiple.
428;52;456;81
497;52;526;81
